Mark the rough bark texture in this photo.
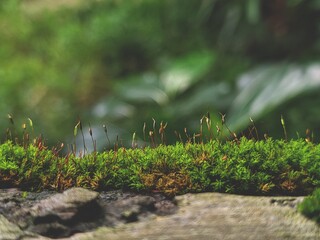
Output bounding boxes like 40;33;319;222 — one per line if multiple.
0;187;176;239
1;189;319;240
66;193;319;240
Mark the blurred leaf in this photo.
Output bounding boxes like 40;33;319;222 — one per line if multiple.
160;51;216;97
227;63;320;132
114;51;215;105
92;98;134;119
246;0;260;24
114;74;169;105
168;82;231;117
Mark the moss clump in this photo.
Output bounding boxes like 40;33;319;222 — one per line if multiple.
0;137;319;196
298;188;320;224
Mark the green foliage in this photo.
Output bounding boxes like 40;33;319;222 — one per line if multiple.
3;0;320;148
298;188;320;224
1;0;223;146
0;136;319;196
227;64;320;141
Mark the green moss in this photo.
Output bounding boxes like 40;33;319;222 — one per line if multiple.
0;137;319;196
298;188;320;224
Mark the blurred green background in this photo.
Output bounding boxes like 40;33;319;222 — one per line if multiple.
2;0;320;150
